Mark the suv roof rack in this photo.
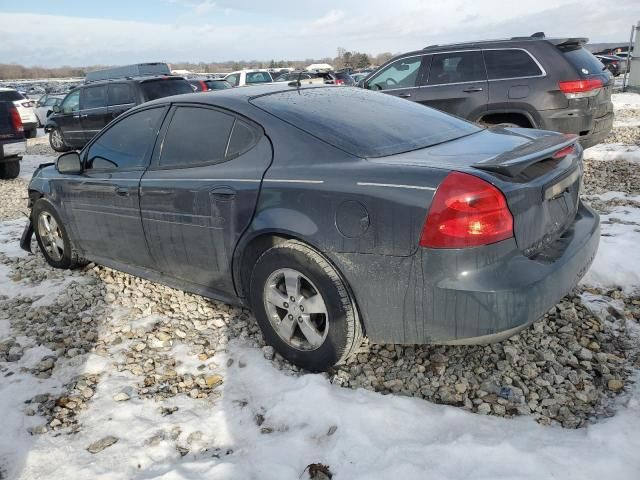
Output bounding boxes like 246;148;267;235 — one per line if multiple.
85;62;171;84
424;32;580;50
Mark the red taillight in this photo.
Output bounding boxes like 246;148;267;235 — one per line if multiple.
552;144;576;159
558;78;603;99
9;106;23;133
420;172;513;248
199;80;208;91
335;79;345;85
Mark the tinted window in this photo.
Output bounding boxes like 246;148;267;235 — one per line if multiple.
226;120;259;159
0;90;24;101
225;74;240;86
428;51;485;85
107;83;135;105
559;46;607;76
85;107;164;171
206;80;232;90
140;78;192;101
246;72;272;84
160;107;235;167
251;88;481;158
61;90;80;113
82;86;107;109
483;49;542;79
367;56;424;90
44;97;60;106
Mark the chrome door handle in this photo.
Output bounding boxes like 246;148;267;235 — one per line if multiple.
80;114;89;118
210;187;236;200
115;187;130;197
463;87;483;93
397;93;412;98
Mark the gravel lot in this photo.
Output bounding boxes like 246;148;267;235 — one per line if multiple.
1;103;640;473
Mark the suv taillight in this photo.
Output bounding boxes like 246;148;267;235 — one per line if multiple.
558;78;603;99
334;78;345;85
199;80;208;91
420;172;513;248
9;105;23;133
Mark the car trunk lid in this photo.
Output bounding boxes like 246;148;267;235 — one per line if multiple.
370;127;583;255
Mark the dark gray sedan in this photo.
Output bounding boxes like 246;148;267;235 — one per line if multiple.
21;85;600;371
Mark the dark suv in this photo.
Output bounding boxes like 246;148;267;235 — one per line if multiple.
45;75;192;152
361;34;613;148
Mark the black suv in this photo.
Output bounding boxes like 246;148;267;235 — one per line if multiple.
360;34;613;148
45;74;192;152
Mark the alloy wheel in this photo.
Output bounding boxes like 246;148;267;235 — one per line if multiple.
37;212;64;261
51;129;63;149
263;268;329;351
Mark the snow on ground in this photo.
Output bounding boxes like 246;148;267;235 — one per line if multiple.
584;143;640;163
612;92;640;110
582;194;640;294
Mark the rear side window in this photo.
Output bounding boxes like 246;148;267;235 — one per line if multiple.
85;107;164;171
428;51;485;85
226;120;259;160
251;88;481;158
140;78;193;101
483;49;542;79
225;74;240;86
107;83;135;105
206;80;231;90
246;72;272;84
160;107;235;167
559;46;606;76
0;90;24;101
82;86;107;109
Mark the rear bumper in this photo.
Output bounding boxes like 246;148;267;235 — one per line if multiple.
329;201;600;344
539;108;613;149
0;139;26;161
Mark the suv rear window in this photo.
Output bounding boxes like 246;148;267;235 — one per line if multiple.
246;72;273;84
0;90;24;101
140;78;193;101
558;46;606;76
251;87;481;158
483;49;542;79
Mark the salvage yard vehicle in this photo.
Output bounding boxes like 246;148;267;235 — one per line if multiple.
45;63;192;152
0;87;38;139
224;70;274;87
361;33;614;148
21;85;600;371
34;93;64;126
0;100;25;179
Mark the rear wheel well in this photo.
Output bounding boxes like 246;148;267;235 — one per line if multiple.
238;233;293;299
479;112;534;128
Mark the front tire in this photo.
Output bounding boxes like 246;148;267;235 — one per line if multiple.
0;160;20;180
250;240;363;371
33;199;80;269
49;128;69;152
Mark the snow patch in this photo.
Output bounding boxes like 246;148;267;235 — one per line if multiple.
584;143;640;163
612;92;640;110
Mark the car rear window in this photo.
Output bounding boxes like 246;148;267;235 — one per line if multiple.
250;87;481;158
483;49;543;79
559;46;606;76
140;78;193;101
0;90;24;101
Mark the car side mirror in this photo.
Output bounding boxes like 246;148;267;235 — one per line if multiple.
52;104;61;113
56;151;82;175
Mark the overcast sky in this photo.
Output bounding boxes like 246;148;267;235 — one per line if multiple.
0;0;638;67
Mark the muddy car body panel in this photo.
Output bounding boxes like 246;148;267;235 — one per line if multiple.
25;85;599;345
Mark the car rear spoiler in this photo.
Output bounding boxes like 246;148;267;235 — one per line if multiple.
549;37;589;48
471;132;578;177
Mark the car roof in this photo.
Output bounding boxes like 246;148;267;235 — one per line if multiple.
82;75;186;86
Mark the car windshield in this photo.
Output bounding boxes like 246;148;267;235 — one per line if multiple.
251;87;481;158
140;78;193;101
0;90;24;101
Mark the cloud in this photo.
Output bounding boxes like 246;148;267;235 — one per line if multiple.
314;9;345;26
0;0;638;67
194;1;217;15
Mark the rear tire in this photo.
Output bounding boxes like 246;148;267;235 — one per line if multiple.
0;160;20;180
33;198;81;269
49;128;69;152
249;240;363;371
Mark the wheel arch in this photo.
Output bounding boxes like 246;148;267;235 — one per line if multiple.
233;229;366;336
477;108;539;128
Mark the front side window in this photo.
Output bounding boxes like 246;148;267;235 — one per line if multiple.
246;72;273;84
160;107;235;167
61;90;80;113
427;51;486;85
85;107;164;171
367;56;424;91
81;86;108;109
484;49;543;79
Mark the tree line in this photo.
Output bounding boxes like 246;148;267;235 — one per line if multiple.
0;49;397;80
